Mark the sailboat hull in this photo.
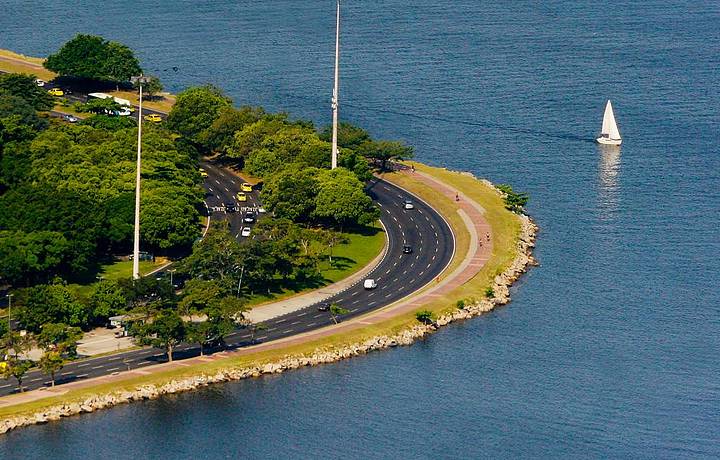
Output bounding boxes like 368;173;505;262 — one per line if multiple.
596;137;622;146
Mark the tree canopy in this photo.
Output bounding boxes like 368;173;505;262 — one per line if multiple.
44;34;142;83
166;85;232;150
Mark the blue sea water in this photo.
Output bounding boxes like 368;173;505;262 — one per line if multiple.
1;1;719;458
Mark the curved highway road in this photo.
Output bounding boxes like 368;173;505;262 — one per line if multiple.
0;164;454;396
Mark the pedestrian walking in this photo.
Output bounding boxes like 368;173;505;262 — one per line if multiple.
486;232;490;241
455;192;460;201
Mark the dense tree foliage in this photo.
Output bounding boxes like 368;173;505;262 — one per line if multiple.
16;283;90;333
44;34;142;83
166;85;232;150
0;73;54;111
0;85;202;287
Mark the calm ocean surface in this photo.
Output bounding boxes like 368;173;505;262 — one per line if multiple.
1;1;719;458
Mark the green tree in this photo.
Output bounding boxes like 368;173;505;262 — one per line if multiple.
358;140;414;171
36;322;83;357
329;303;350;324
0;73;54;111
248;322;267;344
0;231;71;285
79;114;136;130
83;97;121;114
38;350;64;387
202;105;265;155
313;168;379;228
181;225;244;284
319;121;371;150
44;34;142;83
166;85;232;149
135;309;186;362
17;284;90;332
89;280;128;324
186;321;213;356
261;167;320;222
0;331;33;392
133;75;163;99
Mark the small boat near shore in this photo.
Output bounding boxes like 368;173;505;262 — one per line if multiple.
596;100;622;146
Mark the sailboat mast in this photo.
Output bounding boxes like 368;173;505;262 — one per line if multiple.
331;0;340;170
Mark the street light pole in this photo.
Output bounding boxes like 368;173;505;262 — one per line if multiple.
130;75;151;280
237;266;245;297
6;293;13;331
331;0;341;170
169;269;176;288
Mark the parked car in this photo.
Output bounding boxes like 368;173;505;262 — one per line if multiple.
199;168;208;178
363;279;377;289
243;211;255;223
35;79;45;87
241;182;253;192
47;88;64;96
144;113;162;123
403;244;413;254
62;114;79;123
403;199;414;210
240;227;251;237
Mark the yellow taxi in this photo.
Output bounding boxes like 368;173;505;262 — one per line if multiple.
144;114;162;123
236;192;248;202
241;182;253;192
47;88;64;96
199;168;208;178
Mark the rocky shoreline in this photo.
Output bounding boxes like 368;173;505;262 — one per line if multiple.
0;197;537;435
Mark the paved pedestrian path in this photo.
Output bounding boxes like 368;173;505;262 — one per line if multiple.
0;168;494;409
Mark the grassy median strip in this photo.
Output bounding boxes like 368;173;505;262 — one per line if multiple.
0;165;522;421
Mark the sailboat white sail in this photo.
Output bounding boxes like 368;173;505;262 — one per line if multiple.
597;100;622;145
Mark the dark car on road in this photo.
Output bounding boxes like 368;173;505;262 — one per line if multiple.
244;211;255;223
317;303;330;312
403;244;413;254
224;202;237;212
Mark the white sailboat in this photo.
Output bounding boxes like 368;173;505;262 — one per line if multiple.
596;100;622;146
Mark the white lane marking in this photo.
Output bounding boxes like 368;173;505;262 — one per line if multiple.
267;327;277;332
257;335;268;340
90;365;104;370
281;329;294;334
432;255;436;261
313;314;324;319
369;301;376;306
108;367;120;372
419;271;425;276
224;187;229;192
410;279;416;284
208;187;214;192
351;291;359;296
77;374;89;378
415;254;420;260
276;318;287;323
307;322;316;327
385;269;391;274
427;263;431;269
393;277;398;282
351;300;360;305
297;312;307;317
215;179;222;185
385;293;392;298
216;194;221;200
290;321;301;326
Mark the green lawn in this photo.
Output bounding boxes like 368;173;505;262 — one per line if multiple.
67;259;168;300
245;223;386;306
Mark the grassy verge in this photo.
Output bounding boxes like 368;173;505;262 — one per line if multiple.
245;223;385;307
0;165;524;421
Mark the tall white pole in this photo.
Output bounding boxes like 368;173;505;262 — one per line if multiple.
331;0;340;170
132;82;143;280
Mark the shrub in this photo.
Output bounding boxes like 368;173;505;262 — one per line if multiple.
415;310;435;325
484;287;495;298
456;299;466;309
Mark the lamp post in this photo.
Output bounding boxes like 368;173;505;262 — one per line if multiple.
130;75;152;280
168;269;176;288
331;0;341;170
237;266;245;297
6;293;13;331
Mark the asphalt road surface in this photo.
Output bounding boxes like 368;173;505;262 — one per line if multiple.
0;151;454;397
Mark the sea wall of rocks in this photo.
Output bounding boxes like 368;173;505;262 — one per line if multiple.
0;204;537;436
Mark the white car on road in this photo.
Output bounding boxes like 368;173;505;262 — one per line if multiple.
240;227;251;237
363;279;377;289
403;199;414;210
